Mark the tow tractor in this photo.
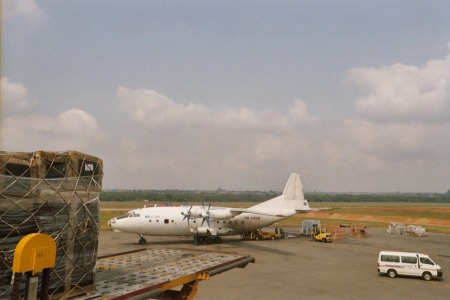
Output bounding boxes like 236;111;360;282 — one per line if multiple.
241;229;285;241
311;224;333;243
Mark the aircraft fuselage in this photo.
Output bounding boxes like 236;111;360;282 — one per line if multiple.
109;206;293;237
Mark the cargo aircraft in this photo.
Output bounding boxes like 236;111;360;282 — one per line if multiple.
108;173;312;245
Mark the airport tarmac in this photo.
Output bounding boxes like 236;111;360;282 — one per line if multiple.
99;227;450;300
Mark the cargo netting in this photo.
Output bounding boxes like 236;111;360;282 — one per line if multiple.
0;151;103;299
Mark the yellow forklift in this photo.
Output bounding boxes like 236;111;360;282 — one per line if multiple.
311;224;333;243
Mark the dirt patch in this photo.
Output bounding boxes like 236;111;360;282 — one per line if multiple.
306;211;450;227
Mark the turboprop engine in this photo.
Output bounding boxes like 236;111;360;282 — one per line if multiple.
190;208;235;221
190;208;208;218
206;209;234;220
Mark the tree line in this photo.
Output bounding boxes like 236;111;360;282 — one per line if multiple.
100;190;450;203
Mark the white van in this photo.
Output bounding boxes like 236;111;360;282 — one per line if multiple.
378;251;443;281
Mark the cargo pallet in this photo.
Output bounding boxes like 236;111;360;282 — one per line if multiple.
72;248;255;299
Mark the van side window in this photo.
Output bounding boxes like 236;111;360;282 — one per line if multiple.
420;257;434;265
401;256;417;264
381;255;400;263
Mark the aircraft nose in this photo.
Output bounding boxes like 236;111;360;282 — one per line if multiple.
108;217;116;227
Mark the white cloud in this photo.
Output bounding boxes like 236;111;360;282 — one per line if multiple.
1;78;99;145
2;107;101;152
116;86;211;128
320;116;450;180
288;99;318;123
337;46;450;173
3;108;97;134
56;109;99;135
328;45;450;191
347;46;450;122
3;0;48;24
115;86;317;133
321;139;386;171
343;119;425;156
1;77;34;113
3;66;447;192
110;86;320;189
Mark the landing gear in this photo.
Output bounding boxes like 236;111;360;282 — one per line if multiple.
193;234;222;245
193;234;200;245
139;234;146;245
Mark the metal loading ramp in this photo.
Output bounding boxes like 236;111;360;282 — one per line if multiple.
89;248;255;299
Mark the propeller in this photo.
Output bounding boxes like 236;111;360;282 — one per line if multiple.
181;205;193;224
200;203;211;227
181;203;212;228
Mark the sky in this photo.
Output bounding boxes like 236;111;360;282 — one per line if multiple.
2;0;450;193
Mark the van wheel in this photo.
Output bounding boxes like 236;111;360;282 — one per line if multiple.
387;269;397;278
422;272;432;281
322;238;326;243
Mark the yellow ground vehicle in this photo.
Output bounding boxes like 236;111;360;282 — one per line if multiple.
241;230;284;241
311;224;333;243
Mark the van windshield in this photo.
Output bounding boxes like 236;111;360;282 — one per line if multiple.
420;257;434;265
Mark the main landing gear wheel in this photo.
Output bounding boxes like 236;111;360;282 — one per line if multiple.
193;235;222;245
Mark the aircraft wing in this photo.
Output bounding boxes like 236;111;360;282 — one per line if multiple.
296;207;332;213
229;208;295;218
200;207;294;221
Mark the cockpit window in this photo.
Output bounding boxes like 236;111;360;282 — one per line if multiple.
117;214;130;220
116;212;140;219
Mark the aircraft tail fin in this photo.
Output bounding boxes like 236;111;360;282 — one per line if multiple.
249;173;311;213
